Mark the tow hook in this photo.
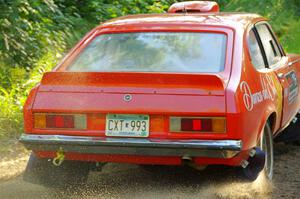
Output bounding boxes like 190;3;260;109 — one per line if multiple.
52;147;65;166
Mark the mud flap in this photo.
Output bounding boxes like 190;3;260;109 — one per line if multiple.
241;147;266;181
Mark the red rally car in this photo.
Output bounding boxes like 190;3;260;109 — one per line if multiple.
20;1;300;186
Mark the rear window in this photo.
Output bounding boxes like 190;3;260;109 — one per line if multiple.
67;32;227;73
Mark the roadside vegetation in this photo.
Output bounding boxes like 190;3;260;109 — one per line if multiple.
0;0;299;141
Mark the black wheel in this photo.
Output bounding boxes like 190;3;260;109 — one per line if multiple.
242;122;274;181
23;153;91;188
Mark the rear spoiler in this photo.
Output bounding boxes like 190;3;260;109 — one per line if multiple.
41;72;224;90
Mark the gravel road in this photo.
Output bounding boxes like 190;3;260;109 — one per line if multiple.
0;142;299;199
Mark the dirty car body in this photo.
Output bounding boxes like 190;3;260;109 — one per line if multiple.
20;1;300;183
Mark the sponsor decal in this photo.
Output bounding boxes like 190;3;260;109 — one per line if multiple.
285;71;298;104
240;74;277;111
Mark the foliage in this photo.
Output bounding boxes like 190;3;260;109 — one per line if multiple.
0;0;299;139
0;50;59;139
219;0;300;53
0;0;70;67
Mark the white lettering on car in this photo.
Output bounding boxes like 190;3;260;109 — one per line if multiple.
240;74;276;111
240;81;253;111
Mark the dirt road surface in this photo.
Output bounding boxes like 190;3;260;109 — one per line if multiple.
0;142;299;199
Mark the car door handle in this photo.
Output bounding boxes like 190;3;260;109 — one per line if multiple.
288;58;300;67
277;73;284;79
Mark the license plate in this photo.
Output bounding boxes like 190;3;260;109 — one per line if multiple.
105;114;149;137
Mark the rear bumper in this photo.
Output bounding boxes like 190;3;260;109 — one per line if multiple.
20;134;242;159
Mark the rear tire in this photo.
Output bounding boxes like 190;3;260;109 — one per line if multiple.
23;153;91;188
260;122;274;180
242;122;274;181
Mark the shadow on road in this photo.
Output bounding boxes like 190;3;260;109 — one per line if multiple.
0;142;299;199
53;164;272;199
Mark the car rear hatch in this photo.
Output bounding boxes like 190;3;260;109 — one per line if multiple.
28;72;228;139
33;72;225;114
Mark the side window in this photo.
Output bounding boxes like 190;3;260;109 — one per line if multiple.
256;24;282;67
248;29;265;69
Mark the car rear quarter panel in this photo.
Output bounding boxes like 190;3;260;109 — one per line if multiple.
226;21;283;152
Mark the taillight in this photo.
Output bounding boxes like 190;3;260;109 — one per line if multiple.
170;117;226;133
34;113;86;129
46;115;74;128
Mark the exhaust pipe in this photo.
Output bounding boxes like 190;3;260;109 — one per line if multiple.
182;156;207;171
182;155;192;161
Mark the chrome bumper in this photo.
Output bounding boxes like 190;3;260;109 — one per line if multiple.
19;134;242;158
